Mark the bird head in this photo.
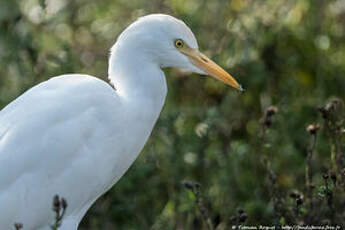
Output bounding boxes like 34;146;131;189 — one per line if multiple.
113;14;243;91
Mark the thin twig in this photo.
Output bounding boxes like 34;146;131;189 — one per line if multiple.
305;124;320;208
51;195;68;230
182;181;214;230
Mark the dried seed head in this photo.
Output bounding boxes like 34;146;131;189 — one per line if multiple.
261;106;278;128
61;198;68;209
182;181;194;190
318;107;328;119
289;190;303;199
237;208;244;215
14;223;23;230
182;180;201;191
194;182;201;189
296;197;303;206
289;191;297;199
52;195;60;212
266;106;278;117
322;173;329;180
239;213;248;223
306;124;320;135
318;98;344;120
325;98;343;112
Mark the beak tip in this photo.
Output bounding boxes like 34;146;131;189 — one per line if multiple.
238;85;245;93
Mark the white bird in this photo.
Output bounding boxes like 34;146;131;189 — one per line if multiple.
0;14;242;230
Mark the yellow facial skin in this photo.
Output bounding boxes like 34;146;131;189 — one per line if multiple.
175;39;243;92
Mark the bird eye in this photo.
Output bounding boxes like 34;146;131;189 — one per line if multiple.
174;39;184;48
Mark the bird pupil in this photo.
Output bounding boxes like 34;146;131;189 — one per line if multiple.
175;40;183;48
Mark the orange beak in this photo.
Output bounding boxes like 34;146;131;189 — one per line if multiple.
180;47;243;91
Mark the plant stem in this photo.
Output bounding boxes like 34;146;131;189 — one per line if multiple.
305;134;317;208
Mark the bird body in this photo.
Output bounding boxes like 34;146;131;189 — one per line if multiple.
0;74;164;229
0;14;241;229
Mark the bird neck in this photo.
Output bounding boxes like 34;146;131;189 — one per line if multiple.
108;44;167;107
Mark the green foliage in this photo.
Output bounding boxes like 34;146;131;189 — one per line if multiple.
1;0;345;229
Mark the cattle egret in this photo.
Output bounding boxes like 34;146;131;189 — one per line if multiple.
0;14;242;230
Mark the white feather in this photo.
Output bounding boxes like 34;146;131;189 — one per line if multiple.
0;14;203;230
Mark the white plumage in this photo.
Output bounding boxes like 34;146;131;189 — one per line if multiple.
0;14;241;230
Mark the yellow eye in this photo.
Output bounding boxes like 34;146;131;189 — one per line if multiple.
174;39;184;48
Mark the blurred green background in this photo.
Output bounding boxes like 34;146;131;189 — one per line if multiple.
1;0;345;229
